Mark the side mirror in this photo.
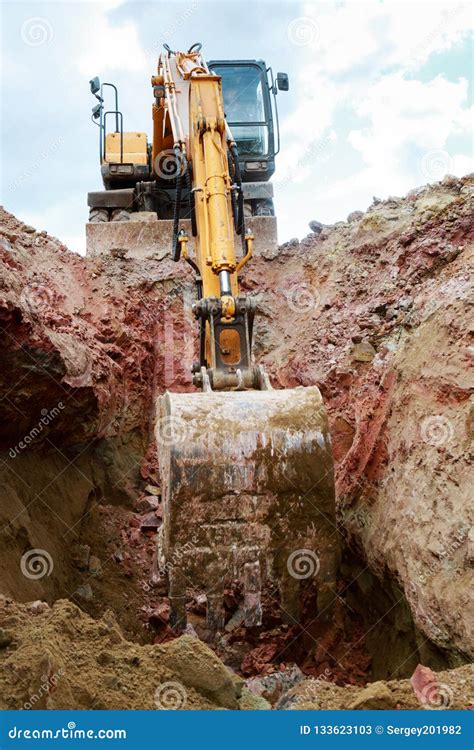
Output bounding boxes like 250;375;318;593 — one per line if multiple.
276;72;289;92
91;103;102;119
89;76;101;95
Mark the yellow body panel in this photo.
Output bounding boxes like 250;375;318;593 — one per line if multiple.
104;132;148;165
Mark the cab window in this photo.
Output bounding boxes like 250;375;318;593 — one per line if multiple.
211;64;268;156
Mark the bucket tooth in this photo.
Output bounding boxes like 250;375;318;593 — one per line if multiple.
168;566;187;631
243;560;262;627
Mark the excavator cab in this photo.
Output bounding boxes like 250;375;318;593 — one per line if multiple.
208;60;288;217
209;61;286;181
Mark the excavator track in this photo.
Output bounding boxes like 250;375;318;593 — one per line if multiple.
156;386;337;634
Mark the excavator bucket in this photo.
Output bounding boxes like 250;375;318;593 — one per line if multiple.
156;385;338;635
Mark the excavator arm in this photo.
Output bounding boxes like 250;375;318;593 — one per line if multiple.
153;45;262;391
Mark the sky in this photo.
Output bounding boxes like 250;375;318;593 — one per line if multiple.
1;0;473;253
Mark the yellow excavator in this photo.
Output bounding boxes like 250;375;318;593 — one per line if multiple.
87;44;337;636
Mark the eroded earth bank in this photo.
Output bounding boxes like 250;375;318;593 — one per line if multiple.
0;174;472;710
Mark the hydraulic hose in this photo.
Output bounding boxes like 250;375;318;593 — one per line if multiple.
230;144;245;240
172;147;183;261
184;158;197;236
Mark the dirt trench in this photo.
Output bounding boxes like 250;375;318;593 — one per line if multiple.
0;174;473;709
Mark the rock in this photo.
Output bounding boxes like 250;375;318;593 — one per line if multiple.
441;174;459;188
72;544;90;571
148;602;170;627
348;681;397;709
88;556;102;576
347;210;364;223
397;296;413;311
145;484;161;496
183;623;199;638
159;635;238;709
351;341;376;362
410;664;438;705
0;628;12;648
74;584;93;602
22;225;36;233
140;511;160;531
246;664;304;705
400;230;417;246
228;671;245;699
25;600;50;615
224;608;245;632
309;220;324;234
238;687;272;710
241;643;278;676
110;247;127;259
135;495;159;513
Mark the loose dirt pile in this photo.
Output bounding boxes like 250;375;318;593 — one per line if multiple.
1;597;471;710
0;173;472;708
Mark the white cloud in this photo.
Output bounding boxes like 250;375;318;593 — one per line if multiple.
273;1;473;238
77;2;148;76
275;75;343;182
300;1;472;75
349;73;472;165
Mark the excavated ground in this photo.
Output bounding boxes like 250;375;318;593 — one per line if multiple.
0;173;472;709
